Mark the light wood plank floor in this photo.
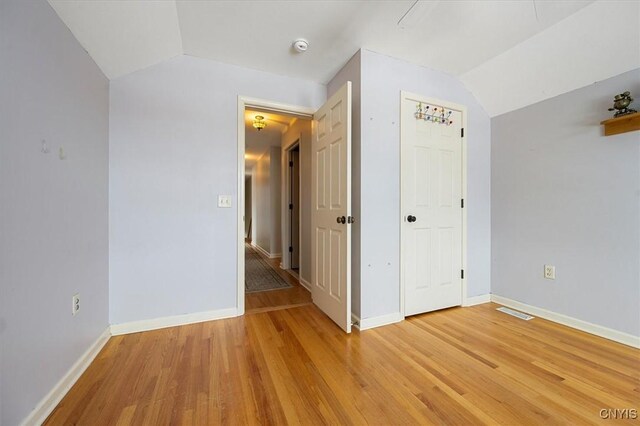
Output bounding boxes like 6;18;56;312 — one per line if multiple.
245;244;312;314
45;303;639;425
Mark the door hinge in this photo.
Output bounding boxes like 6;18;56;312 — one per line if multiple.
289;246;293;253
461;199;464;208
289;203;293;210
461;128;464;138
461;269;465;279
289;160;293;167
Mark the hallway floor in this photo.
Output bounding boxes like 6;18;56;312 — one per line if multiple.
244;243;312;314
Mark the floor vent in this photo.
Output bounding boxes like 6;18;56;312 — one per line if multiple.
496;306;534;321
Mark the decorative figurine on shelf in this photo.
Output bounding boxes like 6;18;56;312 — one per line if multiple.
608;91;636;117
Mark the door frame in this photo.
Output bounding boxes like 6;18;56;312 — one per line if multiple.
237;96;314;316
399;91;468;318
281;140;302;272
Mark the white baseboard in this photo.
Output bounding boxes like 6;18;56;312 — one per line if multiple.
21;327;111;426
353;312;403;331
352;314;361;330
250;242;280;259
299;277;312;292
491;295;640;349
463;294;491;307
110;307;238;335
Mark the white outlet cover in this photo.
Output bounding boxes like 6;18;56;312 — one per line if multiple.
544;265;556;280
72;293;80;316
218;195;232;208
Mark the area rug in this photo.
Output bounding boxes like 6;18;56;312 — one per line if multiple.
245;245;293;293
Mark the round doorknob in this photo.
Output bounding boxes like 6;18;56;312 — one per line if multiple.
336;216;346;224
407;215;417;223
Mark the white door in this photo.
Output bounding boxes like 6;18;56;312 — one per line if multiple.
401;94;464;317
311;82;352;333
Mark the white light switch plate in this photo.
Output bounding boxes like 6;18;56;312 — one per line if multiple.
218;195;232;208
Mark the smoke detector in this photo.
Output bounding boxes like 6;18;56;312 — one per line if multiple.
292;39;309;53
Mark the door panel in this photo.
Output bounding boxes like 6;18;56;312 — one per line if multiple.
311;82;351;333
402;96;463;317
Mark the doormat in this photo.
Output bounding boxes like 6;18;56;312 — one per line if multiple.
245;245;293;293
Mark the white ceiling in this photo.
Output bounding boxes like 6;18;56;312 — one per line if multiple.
461;0;640;116
244;110;297;173
48;0;639;116
48;0;182;79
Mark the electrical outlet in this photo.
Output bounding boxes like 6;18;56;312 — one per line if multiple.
217;195;232;208
72;294;80;316
544;265;556;280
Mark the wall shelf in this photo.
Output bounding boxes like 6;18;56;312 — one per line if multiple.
600;112;640;136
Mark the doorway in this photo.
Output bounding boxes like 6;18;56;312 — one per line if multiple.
400;92;468;317
288;144;301;273
241;105;313;314
237;84;353;332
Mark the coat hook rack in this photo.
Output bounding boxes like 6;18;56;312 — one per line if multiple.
415;102;453;126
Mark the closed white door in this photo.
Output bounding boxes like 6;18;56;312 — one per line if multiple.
311;82;352;333
401;94;464;317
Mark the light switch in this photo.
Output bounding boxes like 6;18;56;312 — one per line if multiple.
218;195;232;208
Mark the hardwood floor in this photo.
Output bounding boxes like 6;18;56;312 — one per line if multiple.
245;244;312;314
46;303;639;425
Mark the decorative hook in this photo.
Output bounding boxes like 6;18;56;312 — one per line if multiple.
415;102;453;126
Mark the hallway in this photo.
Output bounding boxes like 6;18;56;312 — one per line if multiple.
245;243;311;314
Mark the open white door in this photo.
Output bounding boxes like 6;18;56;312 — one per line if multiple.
401;94;465;317
311;82;352;333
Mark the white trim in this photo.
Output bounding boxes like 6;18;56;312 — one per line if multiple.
463;294;491;307
281;139;302;272
238;96;315;318
491;295;640;349
356;312;403;331
299;277;312;292
399;92;468;318
21;327;111;426
351;314;361;330
110;307;238;336
250;241;280;259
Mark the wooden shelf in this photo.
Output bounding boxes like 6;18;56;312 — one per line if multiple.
600;112;640;136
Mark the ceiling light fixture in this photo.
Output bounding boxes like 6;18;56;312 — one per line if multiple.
253;115;266;131
292;39;309;53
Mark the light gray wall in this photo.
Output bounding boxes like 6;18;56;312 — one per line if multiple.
109;55;325;325
0;1;110;425
250;146;282;256
353;50;492;320
281;119;313;282
253;151;273;253
492;69;640;337
327;50;362;317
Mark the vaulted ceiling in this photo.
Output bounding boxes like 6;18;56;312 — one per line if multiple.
48;0;639;116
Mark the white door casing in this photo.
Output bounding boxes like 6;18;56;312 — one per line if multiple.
311;82;352;333
237;96;315;316
401;93;466;317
